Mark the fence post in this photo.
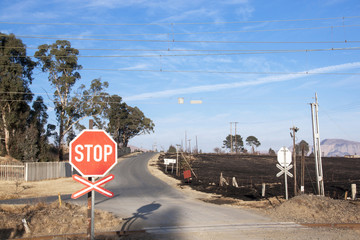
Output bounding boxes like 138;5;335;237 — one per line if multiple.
262;183;266;197
24;163;28;182
351;184;357;200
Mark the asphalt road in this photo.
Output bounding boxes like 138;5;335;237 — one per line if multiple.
72;152;303;238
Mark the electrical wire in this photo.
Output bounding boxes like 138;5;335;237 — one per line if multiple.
3;34;359;44
1;65;359;75
3;46;360;53
1;16;359;26
3;24;360;37
2;46;358;58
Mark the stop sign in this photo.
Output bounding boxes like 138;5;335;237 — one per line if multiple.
69;130;118;177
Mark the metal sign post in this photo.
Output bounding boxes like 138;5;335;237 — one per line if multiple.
164;159;176;174
91;177;95;239
69;121;118;240
277;147;293;200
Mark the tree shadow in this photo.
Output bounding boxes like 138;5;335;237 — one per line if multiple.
121;201;161;231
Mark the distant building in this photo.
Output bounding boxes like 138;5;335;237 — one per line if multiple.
344;155;360;158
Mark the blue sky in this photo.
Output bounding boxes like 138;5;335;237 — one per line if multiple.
1;0;360;153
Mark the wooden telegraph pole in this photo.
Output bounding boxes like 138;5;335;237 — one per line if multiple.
229;122;233;153
234;122;238;153
301;145;305;194
290;126;299;196
176;144;180;176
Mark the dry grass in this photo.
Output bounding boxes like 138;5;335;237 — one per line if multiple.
0;178;83;200
0;202;124;239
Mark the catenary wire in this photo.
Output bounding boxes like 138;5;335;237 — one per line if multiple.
2;46;360;53
1;65;359;75
0;16;359;26
3;24;360;37
2;47;359;58
3;34;359;44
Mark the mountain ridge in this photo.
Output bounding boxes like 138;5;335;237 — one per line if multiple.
320;139;360;157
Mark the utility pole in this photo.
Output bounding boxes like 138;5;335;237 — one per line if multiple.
290;126;299;196
195;136;198;154
310;93;325;196
185;131;187;153
188;139;191;154
234;122;239;153
229;122;233;153
176;144;180;176
301;144;305;194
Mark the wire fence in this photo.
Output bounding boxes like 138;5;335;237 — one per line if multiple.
0;163;24;181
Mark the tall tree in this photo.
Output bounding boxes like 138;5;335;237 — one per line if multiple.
35;40;81;160
28;96;56;161
222;134;244;153
246;136;261;154
167;145;176;153
0;33;36;156
35;41;108;160
106;95;155;147
268;148;276;156
295;140;310;155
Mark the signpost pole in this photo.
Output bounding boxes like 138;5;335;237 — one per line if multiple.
276;147;293;200
91;177;95;240
283;147;288;200
88;119;93;240
69;124;117;240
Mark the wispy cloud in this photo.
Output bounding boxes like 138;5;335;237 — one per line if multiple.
124;62;360;101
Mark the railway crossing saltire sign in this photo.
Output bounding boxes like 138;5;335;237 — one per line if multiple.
69;129;118;199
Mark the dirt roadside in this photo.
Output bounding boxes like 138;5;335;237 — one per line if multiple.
0;153;152;239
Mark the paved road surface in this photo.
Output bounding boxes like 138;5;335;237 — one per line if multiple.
73;152;304;239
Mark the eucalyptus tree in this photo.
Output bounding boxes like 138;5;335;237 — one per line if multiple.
106;94;155;148
0;33;36;156
35;40;108;160
295;140;310;155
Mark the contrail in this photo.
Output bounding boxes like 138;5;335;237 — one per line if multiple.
124;62;360;101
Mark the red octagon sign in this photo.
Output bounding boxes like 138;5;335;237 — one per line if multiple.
69;130;118;177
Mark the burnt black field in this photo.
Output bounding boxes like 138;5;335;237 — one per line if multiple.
159;153;360;201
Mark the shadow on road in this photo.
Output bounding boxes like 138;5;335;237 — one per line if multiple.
121;201;161;231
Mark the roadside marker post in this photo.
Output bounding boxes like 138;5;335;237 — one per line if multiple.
277;147;293;200
69;128;118;240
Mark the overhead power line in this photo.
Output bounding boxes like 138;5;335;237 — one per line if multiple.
0;16;359;26
0;64;359;76
3;46;360;53
2;34;359;44
3;66;358;75
2;46;360;58
3;24;360;37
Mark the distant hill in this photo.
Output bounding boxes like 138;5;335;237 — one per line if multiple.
320;139;360;157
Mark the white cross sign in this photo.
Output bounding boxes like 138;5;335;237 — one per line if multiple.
276;164;294;178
